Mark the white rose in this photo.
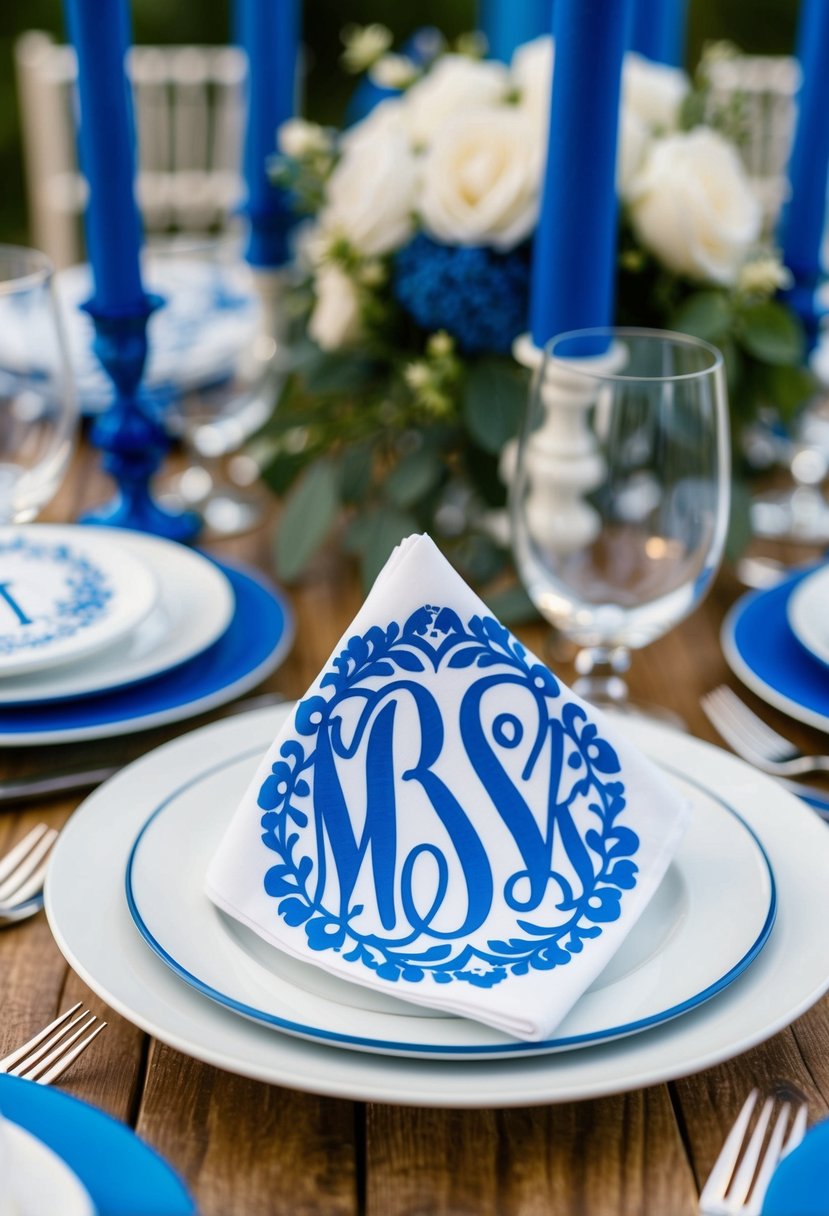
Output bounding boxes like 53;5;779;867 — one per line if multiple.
277;118;332;160
339;98;408;153
511;36;554;131
308;264;362;351
628;128;762;284
623;52;689;132
321;122;417;256
402;54;509;147
419;108;542;250
617;110;650;199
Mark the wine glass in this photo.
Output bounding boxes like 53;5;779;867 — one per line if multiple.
143;235;275;536
0;246;75;523
509;327;730;712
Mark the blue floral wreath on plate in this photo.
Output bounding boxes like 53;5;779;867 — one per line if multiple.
259;606;639;989
0;535;112;656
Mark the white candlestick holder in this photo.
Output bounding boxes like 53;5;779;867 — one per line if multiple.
504;332;628;555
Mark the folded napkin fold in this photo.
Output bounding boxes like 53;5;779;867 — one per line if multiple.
206;534;689;1041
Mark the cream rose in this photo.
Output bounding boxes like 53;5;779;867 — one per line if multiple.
617;110;650;199
419;108;542;250
321;121;417;257
623;52;689;132
628;128;762;283
511;36;554;131
308;264;362;351
401;54;509;147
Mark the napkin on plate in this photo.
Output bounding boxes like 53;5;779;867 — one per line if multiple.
205;534;690;1041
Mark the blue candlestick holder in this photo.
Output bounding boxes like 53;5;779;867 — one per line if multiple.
80;295;201;541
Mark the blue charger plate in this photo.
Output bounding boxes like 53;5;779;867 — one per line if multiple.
762;1117;829;1215
0;558;293;745
722;566;829;734
0;1073;194;1215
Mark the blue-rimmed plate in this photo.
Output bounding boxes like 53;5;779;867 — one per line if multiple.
0;526;157;678
123;705;775;1061
787;563;829;672
0;533;234;706
0;1073;194;1215
0;560;292;745
722;567;829;734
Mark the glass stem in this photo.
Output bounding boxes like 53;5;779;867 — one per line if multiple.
571;646;631;709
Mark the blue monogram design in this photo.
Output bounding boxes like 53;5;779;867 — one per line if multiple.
0;536;112;655
259;608;639;989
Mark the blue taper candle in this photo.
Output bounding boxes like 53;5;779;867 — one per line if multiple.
629;0;688;67
477;0;553;62
63;0;146;315
238;0;300;268
530;0;632;352
779;0;829;345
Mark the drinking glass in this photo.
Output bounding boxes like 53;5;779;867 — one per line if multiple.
510;327;730;711
145;235;275;536
0;246;75;522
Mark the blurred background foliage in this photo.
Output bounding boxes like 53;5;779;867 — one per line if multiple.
0;0;799;246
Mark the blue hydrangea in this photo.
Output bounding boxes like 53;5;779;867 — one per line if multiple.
393;235;531;354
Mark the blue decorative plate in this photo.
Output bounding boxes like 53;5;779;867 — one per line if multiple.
762;1117;829;1215
722;566;829;734
0;558;292;745
0;526;157;678
0;1073;194;1215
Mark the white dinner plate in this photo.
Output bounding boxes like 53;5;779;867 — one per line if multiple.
45;708;829;1107
1;1118;96;1216
0;532;234;705
0;525;157;678
125;707;774;1059
787;564;829;671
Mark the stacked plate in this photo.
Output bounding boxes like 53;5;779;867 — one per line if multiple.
45;705;829;1108
0;525;292;745
723;562;829;732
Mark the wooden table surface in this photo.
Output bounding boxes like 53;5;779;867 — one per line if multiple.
2;447;829;1216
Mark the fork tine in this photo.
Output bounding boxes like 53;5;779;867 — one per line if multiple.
0;1002;82;1071
746;1104;795;1216
17;1015;106;1085
727;1096;774;1208
699;1089;759;1208
711;689;793;757
0;827;58;904
0;824;49;885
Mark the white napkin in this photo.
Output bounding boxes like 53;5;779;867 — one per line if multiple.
206;534;690;1041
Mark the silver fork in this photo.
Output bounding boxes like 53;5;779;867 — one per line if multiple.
0;1003;106;1085
0;823;58;923
699;1088;808;1215
701;686;829;776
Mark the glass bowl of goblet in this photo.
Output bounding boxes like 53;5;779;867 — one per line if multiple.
509;327;730;713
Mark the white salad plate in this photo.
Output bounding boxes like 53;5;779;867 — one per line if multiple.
124;704;775;1059
0;525;157;678
1;1118;96;1216
0;531;233;705
45;708;829;1107
787;563;829;671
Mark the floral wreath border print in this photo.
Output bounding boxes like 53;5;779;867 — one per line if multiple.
258;606;640;990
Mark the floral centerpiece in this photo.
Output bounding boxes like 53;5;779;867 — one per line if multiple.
258;28;810;603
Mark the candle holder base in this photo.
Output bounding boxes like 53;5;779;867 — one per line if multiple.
80;491;201;541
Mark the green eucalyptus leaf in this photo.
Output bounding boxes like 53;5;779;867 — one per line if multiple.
275;458;341;582
357;509;420;591
463;360;529;455
340;442;376;504
735;300;804;366
385;450;444;508
482;583;538;625
670;290;731;342
302;353;376;395
725;476;752;562
765;363;818;419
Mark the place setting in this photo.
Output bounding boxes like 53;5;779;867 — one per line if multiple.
0;523;293;745
7;0;829;1211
